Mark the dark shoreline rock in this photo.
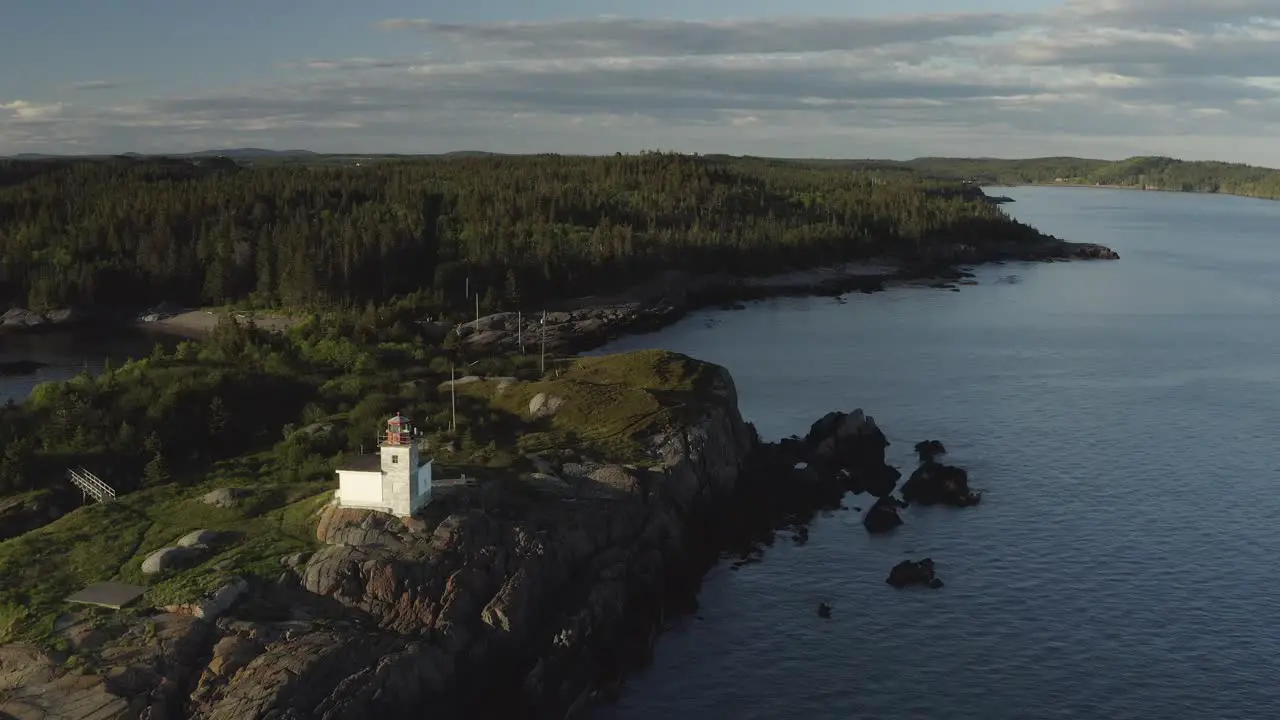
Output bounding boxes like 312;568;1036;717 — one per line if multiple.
0;303;186;336
85;391;893;719
887;558;944;589
0;307;90;334
457;240;1118;356
0;363;981;719
902;461;981;507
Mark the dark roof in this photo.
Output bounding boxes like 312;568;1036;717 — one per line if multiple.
66;582;147;609
336;454;382;472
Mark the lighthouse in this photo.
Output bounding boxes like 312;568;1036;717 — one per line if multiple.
334;413;434;516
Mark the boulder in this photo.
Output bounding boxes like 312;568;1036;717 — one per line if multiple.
314;505;407;548
202;488;248;509
141;546;206;575
281;551;312;569
887;558;944;589
902;461;981;507
801;409;897;496
438;375;482;390
177;529;223;548
184;577;248;620
528;392;564;418
914;439;947;463
0;308;46;329
863;496;903;534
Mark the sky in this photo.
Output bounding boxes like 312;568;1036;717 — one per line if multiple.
3;0;1280;162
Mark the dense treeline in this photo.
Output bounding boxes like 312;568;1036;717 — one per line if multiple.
0;311;537;497
866;156;1280;199
0;153;1044;314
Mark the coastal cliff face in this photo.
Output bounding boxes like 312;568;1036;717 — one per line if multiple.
190;354;757;719
0;351;893;720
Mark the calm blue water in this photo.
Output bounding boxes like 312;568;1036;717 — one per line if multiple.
591;187;1280;720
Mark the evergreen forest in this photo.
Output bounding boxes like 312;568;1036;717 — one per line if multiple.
0;152;1045;315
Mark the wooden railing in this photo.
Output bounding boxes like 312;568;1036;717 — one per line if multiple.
67;467;117;503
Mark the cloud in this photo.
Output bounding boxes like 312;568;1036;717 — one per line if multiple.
376;14;1031;59
1058;0;1280;29
6;1;1280;162
298;57;426;71
0;101;63;122
68;80;121;92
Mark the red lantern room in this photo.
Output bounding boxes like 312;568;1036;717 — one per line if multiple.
384;412;413;446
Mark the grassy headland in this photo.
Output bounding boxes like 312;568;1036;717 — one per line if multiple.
0;304;731;645
0;150;1095;648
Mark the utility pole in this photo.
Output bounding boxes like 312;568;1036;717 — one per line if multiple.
518;310;523;354
475;293;479;331
450;365;457;433
540;309;546;374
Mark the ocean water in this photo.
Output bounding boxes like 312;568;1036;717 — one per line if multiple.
0;330;166;405
590;187;1280;720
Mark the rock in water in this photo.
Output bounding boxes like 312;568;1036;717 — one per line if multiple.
887;558;944;589
902;461;981;507
817;602;832;618
863;496;903;533
800;408;902;496
913;439;947;463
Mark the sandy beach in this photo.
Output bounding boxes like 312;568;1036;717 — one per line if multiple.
136;309;299;338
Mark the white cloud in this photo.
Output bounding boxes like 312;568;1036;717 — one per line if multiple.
0;101;63;122
5;0;1280;162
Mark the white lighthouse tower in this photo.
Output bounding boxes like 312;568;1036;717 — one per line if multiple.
334;412;434;516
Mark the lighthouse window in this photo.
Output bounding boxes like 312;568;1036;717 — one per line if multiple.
391;455;399;463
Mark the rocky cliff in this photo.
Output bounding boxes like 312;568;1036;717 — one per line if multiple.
0;351;899;720
186;354;757;719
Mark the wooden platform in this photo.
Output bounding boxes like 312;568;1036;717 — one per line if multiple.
64;582;147;610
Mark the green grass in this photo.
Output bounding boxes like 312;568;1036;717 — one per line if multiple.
0;488;53;514
451;349;731;463
0;452;331;644
0;349;731;645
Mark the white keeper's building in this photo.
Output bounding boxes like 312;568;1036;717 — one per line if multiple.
334;412;434;517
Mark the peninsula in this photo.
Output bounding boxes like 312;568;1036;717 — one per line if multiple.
0;152;1115;719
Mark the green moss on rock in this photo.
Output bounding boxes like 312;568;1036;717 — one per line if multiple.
452;349;734;463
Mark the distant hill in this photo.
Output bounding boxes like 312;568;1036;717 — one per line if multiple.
3;149;1278;200
895;156;1280;200
186;148;319;159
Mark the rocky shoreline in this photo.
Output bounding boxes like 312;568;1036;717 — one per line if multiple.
0;357;978;720
0;235;1116;345
455;239;1118;355
0;236;1103;718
